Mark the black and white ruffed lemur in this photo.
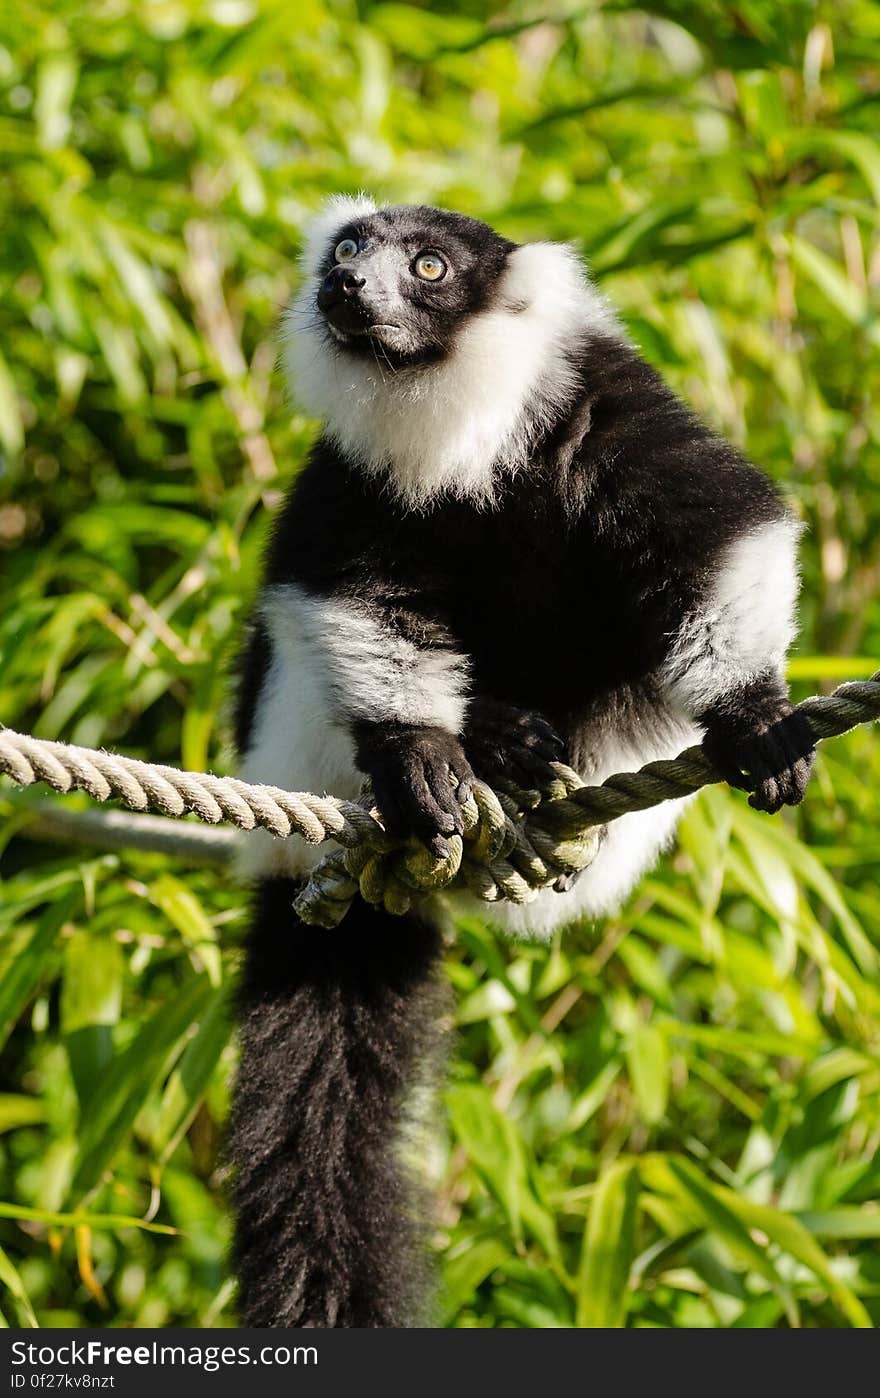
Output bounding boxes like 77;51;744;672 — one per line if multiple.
230;196;816;1327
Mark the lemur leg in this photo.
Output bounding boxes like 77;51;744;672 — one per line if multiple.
230;880;446;1328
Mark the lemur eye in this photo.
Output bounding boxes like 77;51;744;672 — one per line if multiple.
413;252;447;282
334;238;359;261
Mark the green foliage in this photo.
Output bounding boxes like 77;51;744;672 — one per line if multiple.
1;0;879;1329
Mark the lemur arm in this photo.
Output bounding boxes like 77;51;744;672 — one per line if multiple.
263;444;477;854
342;592;476;856
659;514;816;812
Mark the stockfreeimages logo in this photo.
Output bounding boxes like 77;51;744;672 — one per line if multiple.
10;1341;318;1376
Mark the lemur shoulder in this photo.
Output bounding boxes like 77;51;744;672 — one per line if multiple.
230;196;815;1327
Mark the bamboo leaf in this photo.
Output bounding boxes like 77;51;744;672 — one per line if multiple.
577;1160;640;1328
69;976;214;1203
0;1244;38;1328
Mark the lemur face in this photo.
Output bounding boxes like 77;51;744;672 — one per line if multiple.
309;204;515;365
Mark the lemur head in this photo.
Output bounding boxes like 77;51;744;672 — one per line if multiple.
308;201;516;365
284;195;622;507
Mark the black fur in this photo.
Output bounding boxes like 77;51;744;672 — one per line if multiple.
231;881;445;1328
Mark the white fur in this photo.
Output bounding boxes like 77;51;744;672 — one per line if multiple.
263;583;469;731
283;198;623;509
662;517;802;715
235;583;469;881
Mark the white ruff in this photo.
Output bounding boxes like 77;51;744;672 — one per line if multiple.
283;197;622;508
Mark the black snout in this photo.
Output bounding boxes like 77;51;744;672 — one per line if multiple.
317;265;366;312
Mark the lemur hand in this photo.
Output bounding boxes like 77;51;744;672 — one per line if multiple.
353;722;475;858
701;690;816;815
463;697;567;791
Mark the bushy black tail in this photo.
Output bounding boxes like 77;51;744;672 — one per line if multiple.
230;878;445;1328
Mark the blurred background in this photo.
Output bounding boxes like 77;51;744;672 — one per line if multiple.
1;0;879;1329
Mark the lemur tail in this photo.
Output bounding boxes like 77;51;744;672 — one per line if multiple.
230;878;445;1328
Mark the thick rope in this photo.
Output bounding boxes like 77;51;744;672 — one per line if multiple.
1;672;878;927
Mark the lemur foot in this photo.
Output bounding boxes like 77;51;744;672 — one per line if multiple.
463;697;567;793
701;694;816;815
353;721;475;858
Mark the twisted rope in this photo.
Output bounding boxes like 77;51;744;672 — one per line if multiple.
1;671;878;927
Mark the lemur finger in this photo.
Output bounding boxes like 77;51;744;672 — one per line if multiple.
508;716;565;749
375;771;456;845
505;720;565;757
518;736;566;763
769;735;806;807
447;752;475;805
781;711;816;762
423;763;466;837
757;715;816;808
748;761;783;814
369;778;407;837
468;707;565;756
788;752;815;803
773;752;815;808
411;762;462;829
507;748;560;789
408;785;458;838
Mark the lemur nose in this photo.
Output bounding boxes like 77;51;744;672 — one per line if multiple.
340;268;366;297
318;265;366;308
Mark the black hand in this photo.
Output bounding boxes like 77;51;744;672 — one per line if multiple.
701;689;816;815
463;696;567;791
353;721;475;857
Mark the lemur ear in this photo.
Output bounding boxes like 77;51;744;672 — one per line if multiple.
298;193;378;280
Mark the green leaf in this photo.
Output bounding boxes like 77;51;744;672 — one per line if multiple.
149;874;222;986
69;975;214;1203
0;898;71;1051
625;1024;670;1125
577;1160;640;1328
786;128;880;205
0;1201;175;1235
152;987;230;1161
446;1083;558;1258
647;1157;872;1328
0;348;24;459
441;1236;509;1324
61;927;124;1106
35;51;77;150
0;1095;48;1134
60;929;123;1034
795;1210;880;1240
719;1193;872;1328
790;235;867;325
641;1155;799;1325
0;1244;38;1328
